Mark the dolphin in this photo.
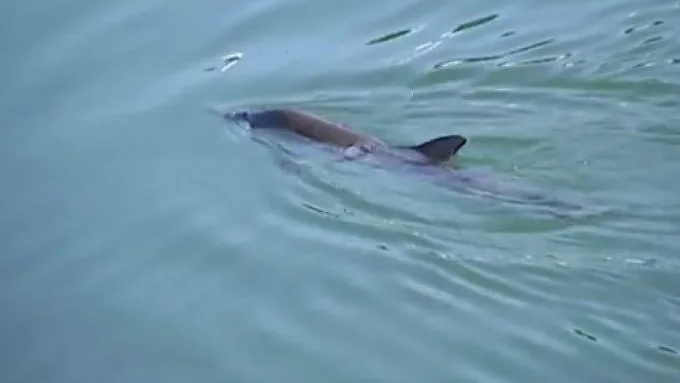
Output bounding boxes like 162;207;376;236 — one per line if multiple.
226;108;467;165
222;108;585;216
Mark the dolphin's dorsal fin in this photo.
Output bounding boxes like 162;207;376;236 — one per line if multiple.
408;135;467;162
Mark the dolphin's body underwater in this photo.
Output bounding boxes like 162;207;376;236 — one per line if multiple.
223;108;583;215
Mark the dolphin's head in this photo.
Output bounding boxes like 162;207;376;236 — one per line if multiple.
225;110;288;129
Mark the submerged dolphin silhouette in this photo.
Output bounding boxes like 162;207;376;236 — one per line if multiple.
223;108;584;216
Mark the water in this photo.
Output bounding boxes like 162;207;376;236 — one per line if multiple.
1;0;679;381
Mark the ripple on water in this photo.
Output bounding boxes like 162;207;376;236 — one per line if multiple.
355;2;680;89
249;137;679;380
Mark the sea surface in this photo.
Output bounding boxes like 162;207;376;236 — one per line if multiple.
1;0;679;382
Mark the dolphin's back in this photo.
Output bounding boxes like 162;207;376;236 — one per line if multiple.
234;109;376;148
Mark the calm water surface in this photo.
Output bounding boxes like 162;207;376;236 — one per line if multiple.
1;0;679;382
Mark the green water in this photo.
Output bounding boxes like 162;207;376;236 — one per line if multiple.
1;0;679;382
